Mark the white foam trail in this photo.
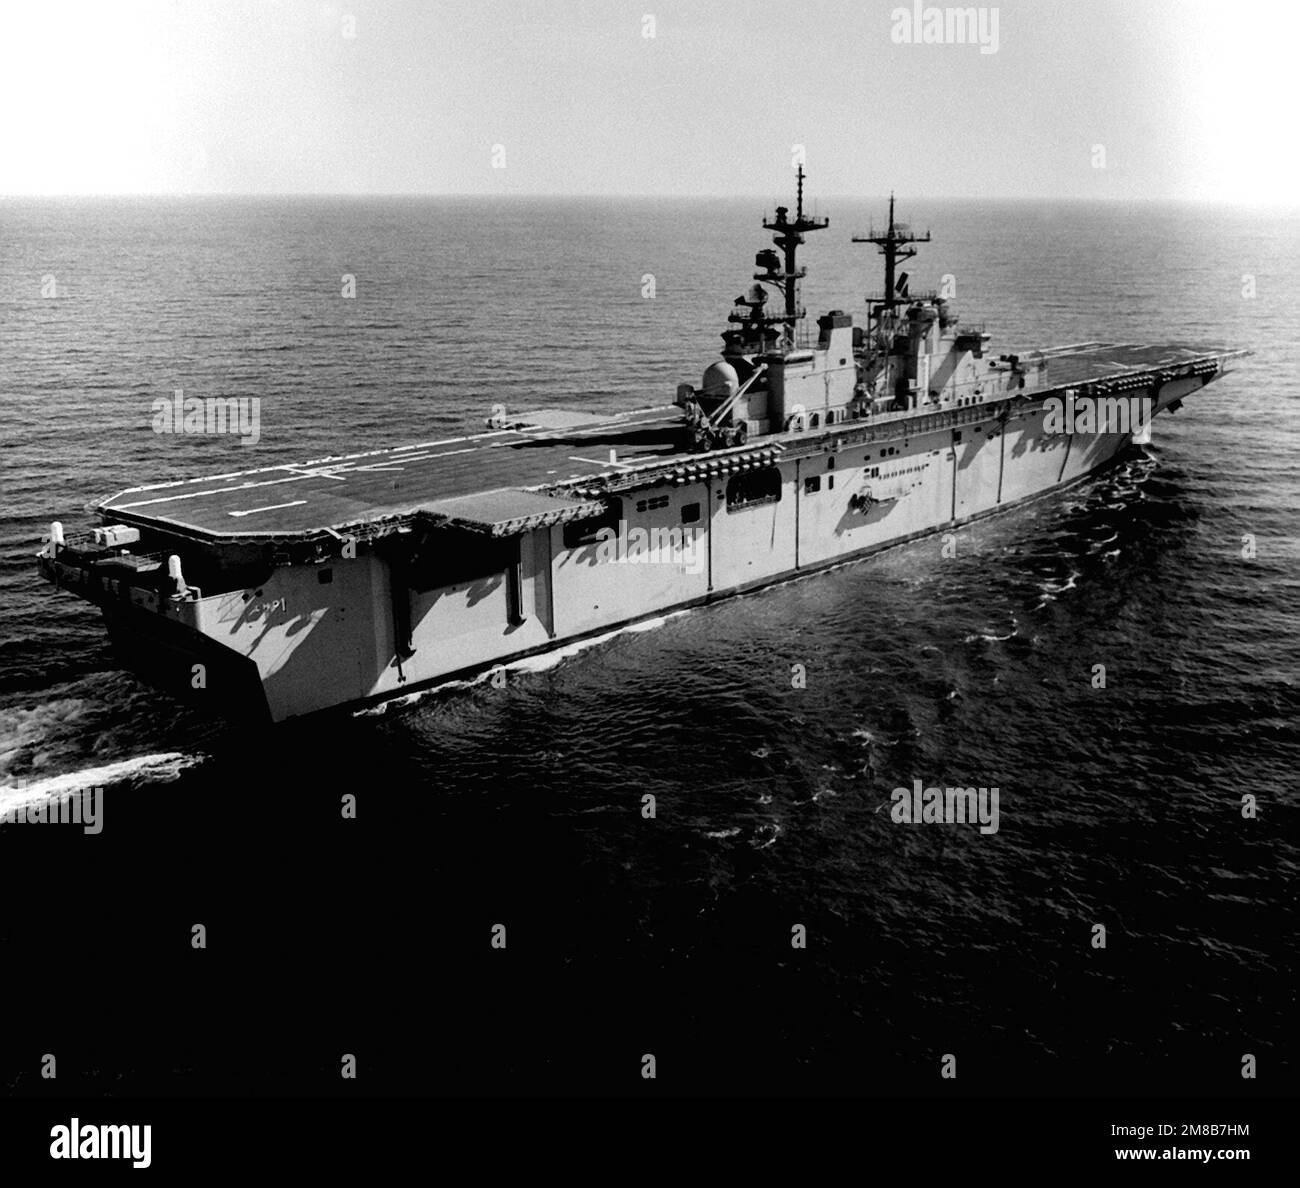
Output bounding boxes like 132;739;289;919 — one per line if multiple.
510;610;688;673
1035;570;1082;608
964;612;1019;643
353;610;691;716
0;752;201;817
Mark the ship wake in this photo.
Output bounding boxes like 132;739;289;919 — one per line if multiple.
0;688;205;820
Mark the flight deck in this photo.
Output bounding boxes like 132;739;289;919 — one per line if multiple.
95;341;1232;543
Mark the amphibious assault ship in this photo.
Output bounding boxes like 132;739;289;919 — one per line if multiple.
38;171;1244;723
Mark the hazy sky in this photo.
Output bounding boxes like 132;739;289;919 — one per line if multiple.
1;0;1294;201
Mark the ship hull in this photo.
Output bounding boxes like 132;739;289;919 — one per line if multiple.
317;438;1144;719
100;603;273;724
66;374;1207;724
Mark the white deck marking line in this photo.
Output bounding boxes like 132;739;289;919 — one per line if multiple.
113;452;414;507
571;424;633;438
335;446;478;475
393;437;466;451
112;415;678;512
121;442;428;496
116;473;315;509
228;500;309;517
284;465;348;481
104;419;646;499
569;455;636;469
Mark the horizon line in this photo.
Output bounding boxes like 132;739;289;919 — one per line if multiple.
2;191;1295;207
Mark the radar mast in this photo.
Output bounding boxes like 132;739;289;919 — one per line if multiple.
853;193;931;315
728;165;829;352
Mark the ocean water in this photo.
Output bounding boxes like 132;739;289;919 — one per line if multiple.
0;197;1295;1096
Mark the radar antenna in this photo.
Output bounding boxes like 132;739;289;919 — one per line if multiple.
853;194;931;314
729;165;829;351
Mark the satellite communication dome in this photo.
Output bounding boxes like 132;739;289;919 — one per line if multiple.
701;360;739;398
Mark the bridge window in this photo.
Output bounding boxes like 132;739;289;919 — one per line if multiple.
810;413;820;428
804;476;821;494
726;467;782;511
681;502;701;524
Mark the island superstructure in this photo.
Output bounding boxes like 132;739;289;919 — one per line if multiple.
37;172;1245;722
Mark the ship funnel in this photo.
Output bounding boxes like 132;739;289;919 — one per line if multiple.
50;521;64;549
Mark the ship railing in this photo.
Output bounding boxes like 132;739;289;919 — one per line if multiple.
769;326;817;350
864;291;941;305
831;375;1021;428
729;325;818;353
44;531;104;561
96;548;170;570
49;533;170;573
53;529;97;550
921;372;1025;403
